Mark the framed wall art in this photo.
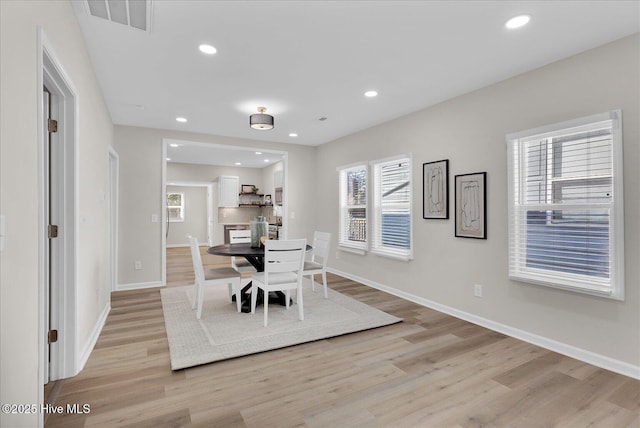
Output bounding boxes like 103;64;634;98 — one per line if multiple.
422;159;449;219
454;172;486;239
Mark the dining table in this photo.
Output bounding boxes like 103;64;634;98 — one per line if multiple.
207;242;312;313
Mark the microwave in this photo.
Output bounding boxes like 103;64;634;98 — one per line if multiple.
274;187;283;205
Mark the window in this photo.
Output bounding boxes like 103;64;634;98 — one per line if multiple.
167;192;184;222
371;155;413;260
507;111;624;299
338;164;368;252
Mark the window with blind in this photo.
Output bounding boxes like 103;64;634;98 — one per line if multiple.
338;164;368;252
507;111;624;299
371;155;413;260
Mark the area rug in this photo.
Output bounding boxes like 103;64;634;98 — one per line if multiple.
160;281;402;370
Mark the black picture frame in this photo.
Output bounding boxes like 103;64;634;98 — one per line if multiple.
454;172;487;239
423;159;449;219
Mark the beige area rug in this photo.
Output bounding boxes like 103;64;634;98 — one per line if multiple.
160;281;402;370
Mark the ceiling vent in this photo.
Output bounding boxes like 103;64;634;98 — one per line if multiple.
83;0;151;32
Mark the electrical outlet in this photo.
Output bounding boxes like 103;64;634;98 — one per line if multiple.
335;251;340;260
135;260;142;270
474;284;483;297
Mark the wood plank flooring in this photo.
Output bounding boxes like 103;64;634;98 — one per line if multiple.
45;247;639;427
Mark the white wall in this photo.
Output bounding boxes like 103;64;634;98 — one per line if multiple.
114;126;317;286
0;1;113;426
316;34;640;373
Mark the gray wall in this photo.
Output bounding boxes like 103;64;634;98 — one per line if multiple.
315;34;640;369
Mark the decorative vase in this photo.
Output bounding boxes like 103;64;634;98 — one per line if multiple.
250;216;269;248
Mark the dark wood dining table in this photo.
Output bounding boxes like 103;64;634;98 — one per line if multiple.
207;243;311;313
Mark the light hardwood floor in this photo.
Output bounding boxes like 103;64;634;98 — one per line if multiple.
45;247;639;427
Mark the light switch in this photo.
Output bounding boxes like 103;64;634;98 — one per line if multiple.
290;211;295;219
151;214;159;223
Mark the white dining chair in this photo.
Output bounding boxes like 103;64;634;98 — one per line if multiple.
189;236;242;319
228;229;256;274
302;231;331;298
250;239;307;327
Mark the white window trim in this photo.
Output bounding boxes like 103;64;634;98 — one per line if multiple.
370;154;413;261
507;110;624;300
167;192;185;223
337;163;369;254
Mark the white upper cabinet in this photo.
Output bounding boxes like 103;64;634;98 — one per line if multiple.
218;175;239;207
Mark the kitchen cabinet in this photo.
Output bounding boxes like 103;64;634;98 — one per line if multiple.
218;176;239;207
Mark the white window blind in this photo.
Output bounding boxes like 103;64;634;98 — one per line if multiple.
507;111;624;299
167;192;185;222
371;156;413;260
338;164;368;252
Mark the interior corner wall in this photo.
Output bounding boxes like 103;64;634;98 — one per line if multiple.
0;1;114;427
315;34;640;370
114;126;317;286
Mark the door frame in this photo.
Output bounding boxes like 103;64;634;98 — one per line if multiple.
165;181;215;247
108;147;119;291
37;28;79;397
161;138;289;285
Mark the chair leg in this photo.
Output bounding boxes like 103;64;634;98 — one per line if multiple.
196;284;205;319
322;271;328;299
191;282;199;309
297;286;304;321
234;280;242;313
227;283;233;303
263;289;269;327
310;274;315;291
250;284;258;314
285;290;290;309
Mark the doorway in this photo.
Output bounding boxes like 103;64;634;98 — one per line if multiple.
39;31;79;395
160;139;288;285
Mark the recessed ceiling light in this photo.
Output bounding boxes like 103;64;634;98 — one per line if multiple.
198;44;217;55
166;157;171;161
176;117;187;123
169;143;180;148
264;159;270;163
364;90;378;98
255;151;262;155
505;14;531;29
289;133;298;137
235;162;241;166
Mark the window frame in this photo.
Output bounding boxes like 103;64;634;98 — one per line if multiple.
370;154;413;261
337;163;368;254
507;110;624;300
167;192;185;223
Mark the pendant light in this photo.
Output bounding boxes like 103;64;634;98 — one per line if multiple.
249;107;274;130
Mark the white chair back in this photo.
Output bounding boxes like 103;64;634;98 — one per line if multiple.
264;238;306;277
229;229;251;244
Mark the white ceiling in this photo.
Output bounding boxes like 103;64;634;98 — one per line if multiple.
72;0;639;151
165;139;284;168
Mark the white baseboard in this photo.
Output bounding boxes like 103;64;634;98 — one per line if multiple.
77;302;110;373
328;267;640;380
116;281;164;291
